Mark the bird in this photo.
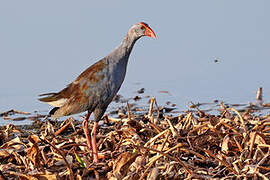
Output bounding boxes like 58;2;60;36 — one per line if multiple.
38;22;156;163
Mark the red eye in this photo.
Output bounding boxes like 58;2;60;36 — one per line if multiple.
140;26;145;30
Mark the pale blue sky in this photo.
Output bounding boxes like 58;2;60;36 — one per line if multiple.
0;0;270;113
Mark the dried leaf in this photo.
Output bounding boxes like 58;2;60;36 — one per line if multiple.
147;167;159;180
2;97;270;179
0;149;14;158
113;152;139;179
221;135;230;154
34;174;58;180
55;155;73;166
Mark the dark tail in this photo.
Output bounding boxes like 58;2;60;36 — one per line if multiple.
38;92;59;102
49;107;60;116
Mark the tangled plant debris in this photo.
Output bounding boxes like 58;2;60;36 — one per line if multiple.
1;96;270;179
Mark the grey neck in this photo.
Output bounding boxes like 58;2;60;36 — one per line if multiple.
109;33;141;63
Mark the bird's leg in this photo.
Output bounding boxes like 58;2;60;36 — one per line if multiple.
82;111;92;151
91;121;99;163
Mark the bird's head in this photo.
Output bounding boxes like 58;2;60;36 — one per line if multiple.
128;22;156;40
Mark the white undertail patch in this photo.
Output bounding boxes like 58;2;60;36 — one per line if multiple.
46;98;67;107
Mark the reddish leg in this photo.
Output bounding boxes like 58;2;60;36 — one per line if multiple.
82;111;92;151
91;121;99;163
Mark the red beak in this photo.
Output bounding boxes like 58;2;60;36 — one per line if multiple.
139;22;156;38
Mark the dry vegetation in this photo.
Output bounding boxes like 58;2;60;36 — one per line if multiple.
1;97;270;179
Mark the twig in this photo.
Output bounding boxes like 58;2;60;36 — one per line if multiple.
148;97;155;123
140;145;192;175
228;108;247;133
178;148;206;161
55;120;71;136
0;109;31;117
153;98;160;124
126;102;131;120
202;149;238;175
39;137;74;180
160;131;170;151
5;171;37;180
248;132;257;158
220;121;243;136
187;124;208;149
144;129;169;147
165;116;177;137
139;144;191;180
255;151;270;172
256;87;263;104
0;170;7;180
233;136;243;152
146;143;183;167
139;158;155;180
148;120;162;134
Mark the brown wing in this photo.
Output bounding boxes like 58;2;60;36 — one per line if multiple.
38;59;108;107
